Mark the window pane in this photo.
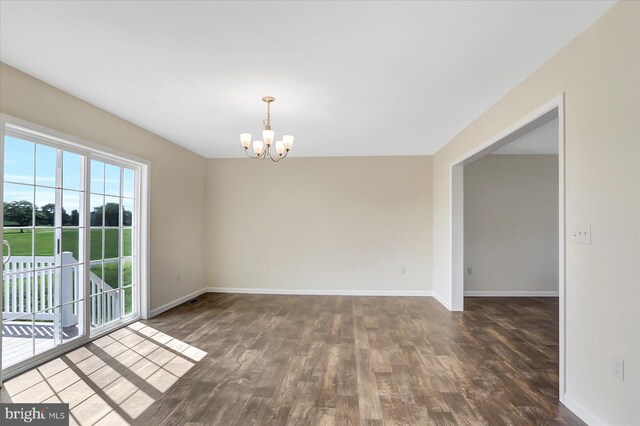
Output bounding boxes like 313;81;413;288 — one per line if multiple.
104;228;119;259
90;261;103;296
61;228;81;262
104;196;120;227
122;197;133;257
122;198;133;227
63;264;84;302
123;286;133;316
90;194;103;227
2;314;34;368
121;257;133;287
35;187;55;226
62;300;83;345
90;294;103;328
35;144;57;187
35;306;58;355
105;164;121;196
34;228;55;259
63;151;82;191
60;264;79;304
3;183;34;227
90;160;104;194
103;259;119;289
2;228;33;262
122;227;132;257
63;190;82;226
33;268;57;313
4;136;34;185
90;228;103;261
122;168;134;199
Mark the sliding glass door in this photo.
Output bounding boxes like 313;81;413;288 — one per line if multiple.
89;159;136;331
1;121;144;375
2;135;86;369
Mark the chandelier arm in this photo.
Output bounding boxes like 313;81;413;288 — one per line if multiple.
267;144;291;162
243;148;260;159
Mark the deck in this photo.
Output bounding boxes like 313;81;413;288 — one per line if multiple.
2;321;80;369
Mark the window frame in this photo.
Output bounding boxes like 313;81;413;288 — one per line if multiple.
0;113;150;382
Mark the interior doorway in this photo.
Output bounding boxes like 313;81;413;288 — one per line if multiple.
464;115;559;297
449;95;565;400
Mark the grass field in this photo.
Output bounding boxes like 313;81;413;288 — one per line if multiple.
3;227;132;259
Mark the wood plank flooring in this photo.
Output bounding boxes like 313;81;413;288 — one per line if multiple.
1;294;584;425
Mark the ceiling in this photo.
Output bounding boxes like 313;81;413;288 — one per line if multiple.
493;117;558;155
0;1;614;158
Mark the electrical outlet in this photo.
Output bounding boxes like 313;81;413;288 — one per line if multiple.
263;265;269;273
613;358;624;381
571;225;591;244
176;272;181;281
467;267;473;275
400;267;406;275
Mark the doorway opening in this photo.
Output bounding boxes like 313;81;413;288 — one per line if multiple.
449;95;565;400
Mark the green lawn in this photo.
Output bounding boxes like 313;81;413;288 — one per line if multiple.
3;227;132;259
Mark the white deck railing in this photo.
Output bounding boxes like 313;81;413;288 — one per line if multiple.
2;252;119;327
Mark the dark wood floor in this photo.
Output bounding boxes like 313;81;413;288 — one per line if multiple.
2;294;583;425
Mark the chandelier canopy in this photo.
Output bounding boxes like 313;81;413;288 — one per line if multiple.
240;96;294;162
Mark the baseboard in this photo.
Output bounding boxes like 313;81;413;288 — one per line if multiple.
563;394;608;425
152;288;557;315
464;291;559;297
150;287;209;317
205;287;434;297
431;291;451;309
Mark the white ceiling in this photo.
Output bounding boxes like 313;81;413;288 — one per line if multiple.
493;117;559;155
0;1;614;158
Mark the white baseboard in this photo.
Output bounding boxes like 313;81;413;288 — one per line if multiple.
151;288;557;316
464;291;559;297
205;287;434;297
149;288;209;317
431;291;451;309
563;394;608;425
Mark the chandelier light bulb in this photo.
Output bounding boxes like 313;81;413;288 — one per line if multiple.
240;133;251;149
263;129;275;146
283;135;294;150
253;140;264;155
275;141;285;155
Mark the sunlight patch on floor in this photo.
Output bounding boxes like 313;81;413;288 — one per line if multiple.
1;322;207;425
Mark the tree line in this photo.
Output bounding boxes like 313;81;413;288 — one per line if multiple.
4;201;132;228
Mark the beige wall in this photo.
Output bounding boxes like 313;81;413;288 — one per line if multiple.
432;2;639;424
206;156;432;294
0;62;208;312
464;155;558;294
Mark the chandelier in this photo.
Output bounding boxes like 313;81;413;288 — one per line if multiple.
240;96;294;162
